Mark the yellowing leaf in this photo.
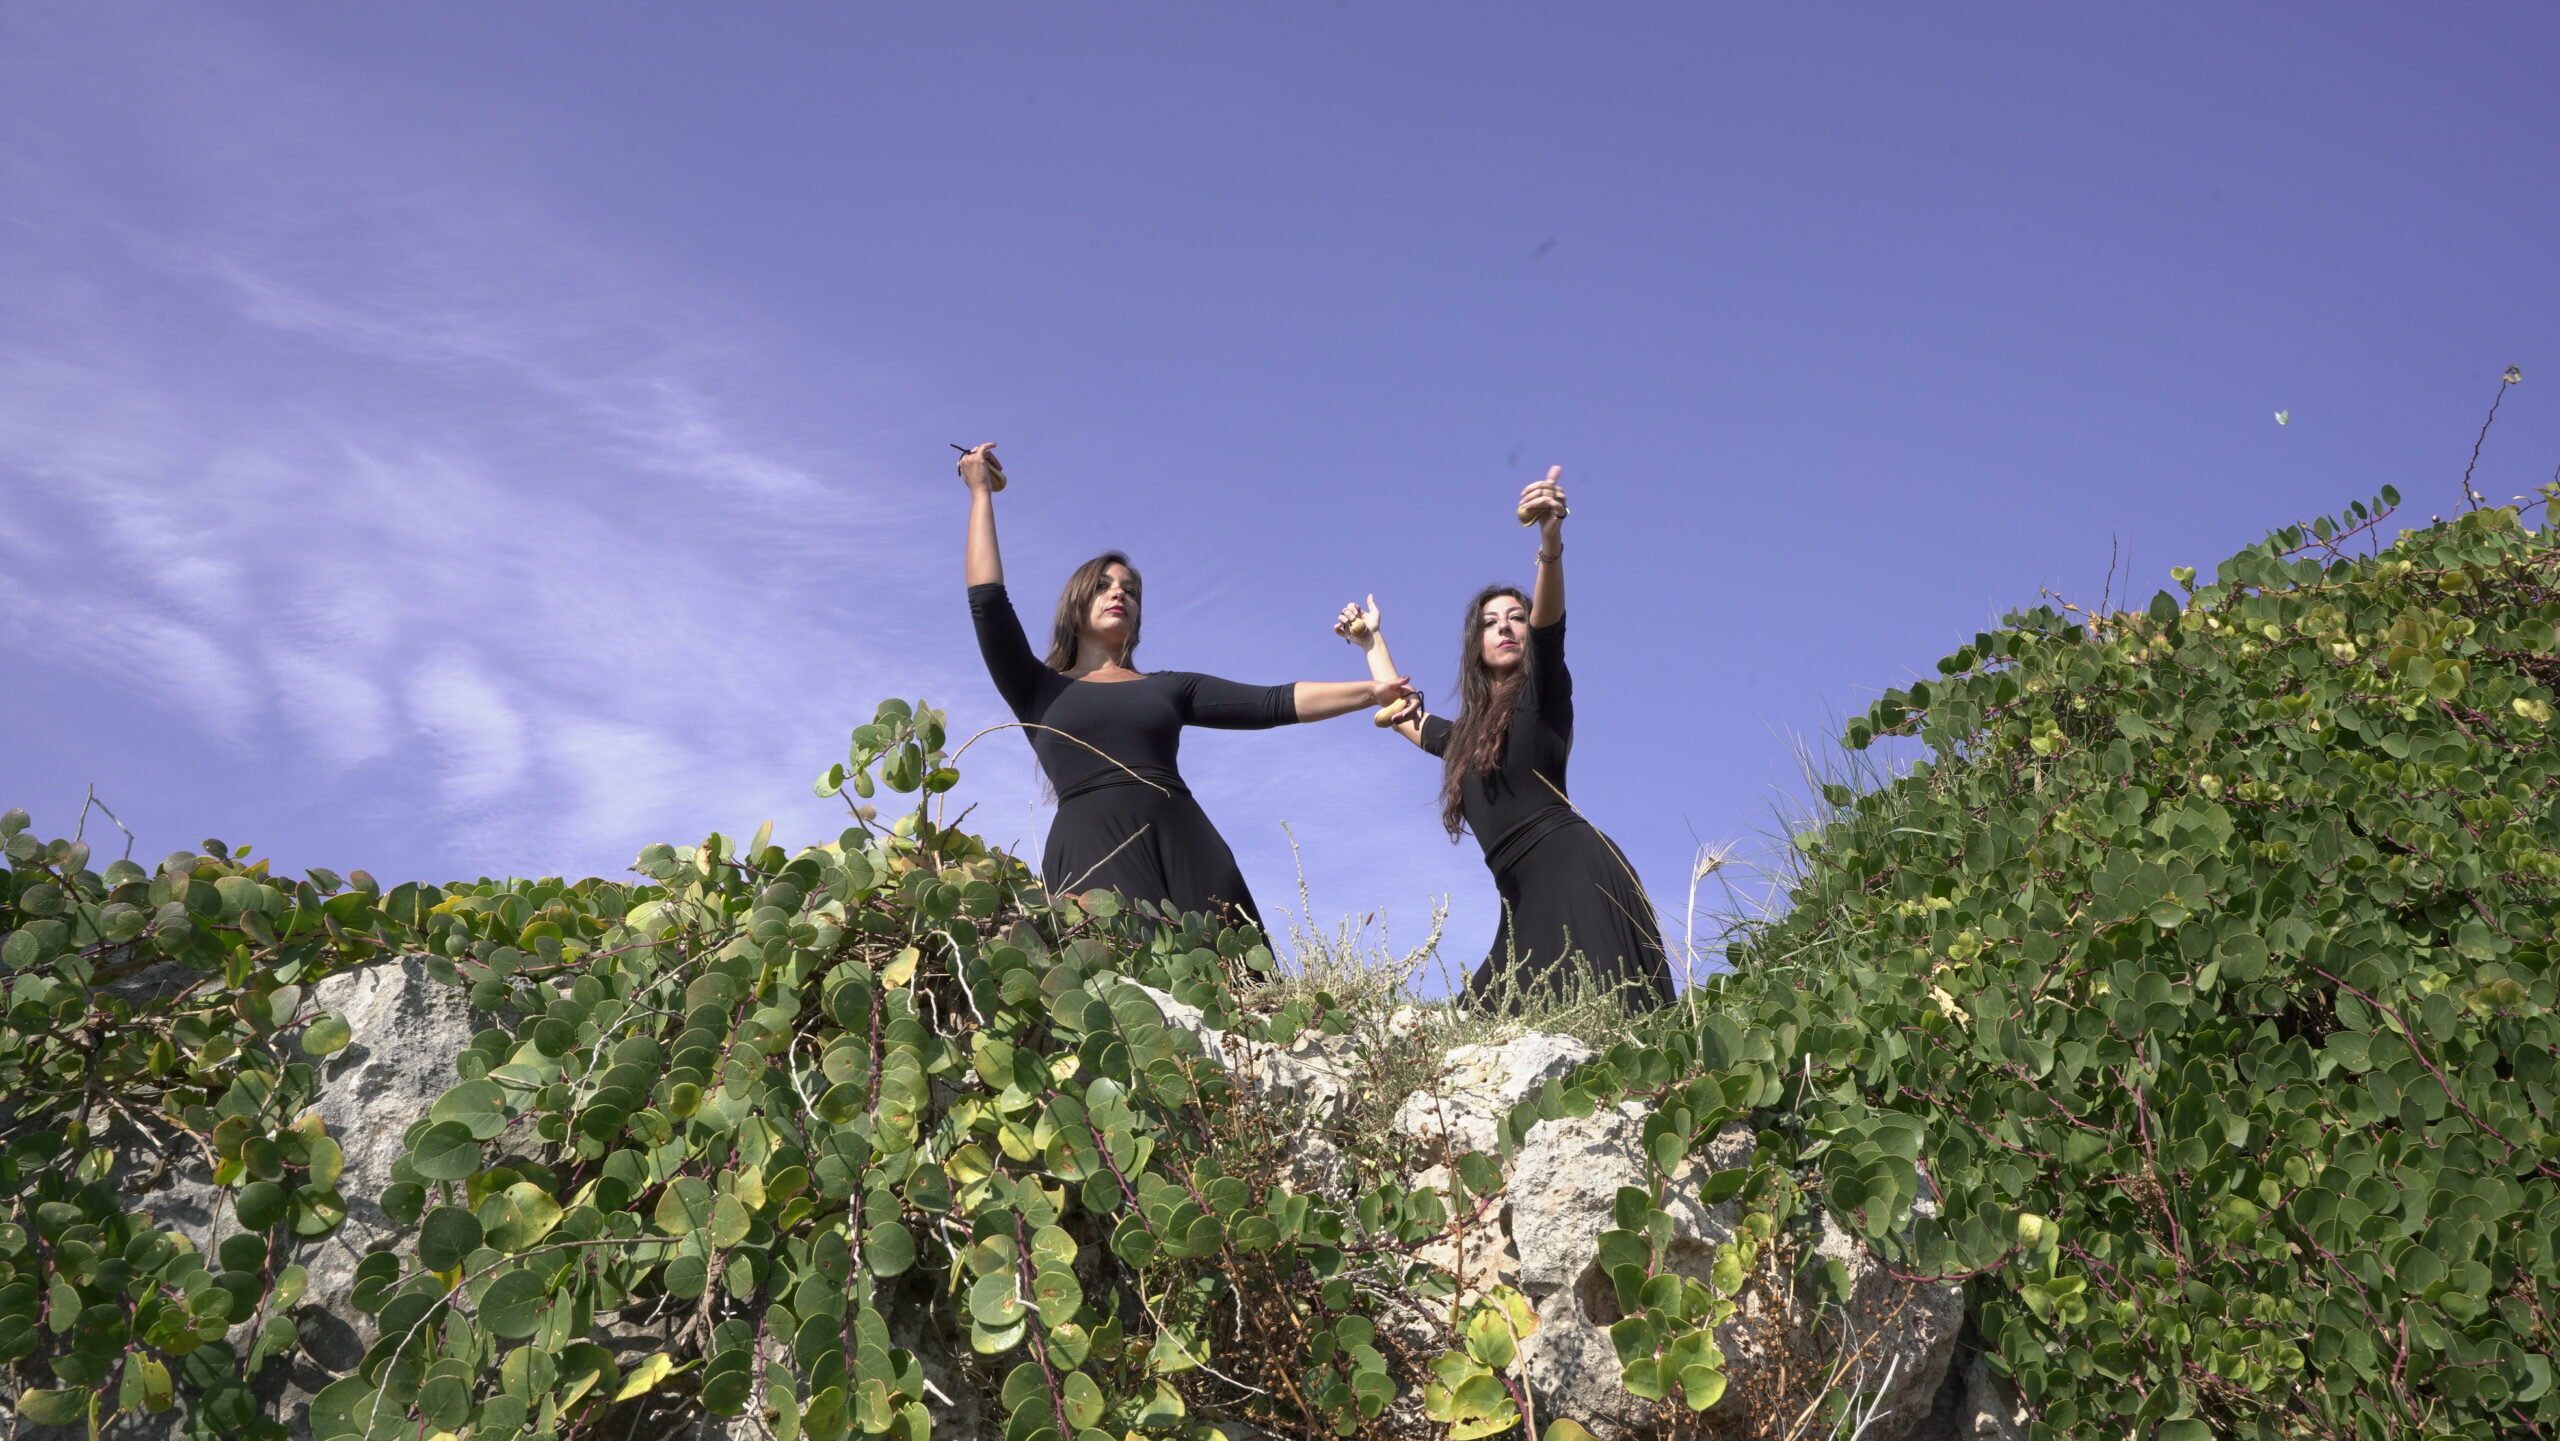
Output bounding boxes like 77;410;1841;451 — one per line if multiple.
613;1353;677;1402
882;946;921;988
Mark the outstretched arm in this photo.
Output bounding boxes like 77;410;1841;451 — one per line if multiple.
1291;677;1416;723
1334;595;1430;750
1521;466;1566;628
1178;670;1413;729
960;443;1005;587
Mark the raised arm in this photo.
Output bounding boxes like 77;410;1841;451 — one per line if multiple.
958;444;1055;718
1334;595;1431;749
960;443;1006;587
1520;466;1566;628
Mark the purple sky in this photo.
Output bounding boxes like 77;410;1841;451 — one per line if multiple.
5;5;2555;987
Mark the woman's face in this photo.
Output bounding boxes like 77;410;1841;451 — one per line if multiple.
1477;594;1528;671
1083;563;1140;649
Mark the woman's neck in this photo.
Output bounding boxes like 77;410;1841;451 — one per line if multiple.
1066;640;1139;680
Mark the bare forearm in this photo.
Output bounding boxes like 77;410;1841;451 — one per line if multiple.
1292;681;1384;722
1356;634;1404;686
965;489;1003;587
1530;544;1563;628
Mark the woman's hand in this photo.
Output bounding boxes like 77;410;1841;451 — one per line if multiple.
957;442;1007;495
1372;693;1423;729
1517;465;1567;538
1369;676;1418;708
1333;594;1384;649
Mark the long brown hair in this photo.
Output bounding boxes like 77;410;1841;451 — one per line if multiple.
1439;584;1530;841
1044;552;1142;672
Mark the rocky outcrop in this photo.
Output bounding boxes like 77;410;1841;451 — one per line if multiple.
1508;1101;1961;1440
1391;1033;1593;1158
109;956;480;1435
1125;991;1967;1441
103;970;1961;1441
293;958;483;1373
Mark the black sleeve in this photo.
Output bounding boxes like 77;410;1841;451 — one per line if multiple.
968;583;1051;721
1525;616;1572;735
1166;672;1299;730
1418;713;1454;758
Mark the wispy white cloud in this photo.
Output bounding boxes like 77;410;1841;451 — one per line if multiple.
408;651;531;808
0;7;974;879
265;650;395;769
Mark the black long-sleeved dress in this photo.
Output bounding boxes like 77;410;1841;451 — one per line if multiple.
970;582;1295;928
1418;615;1674;1011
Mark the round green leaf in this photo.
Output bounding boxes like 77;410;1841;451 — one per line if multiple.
1061;1371;1104;1430
419;1374;471;1432
864;1221;916;1277
409;1121;484;1181
234;1181;289;1231
301;1013;353;1057
708;1195;752;1249
969;1271;1025;1328
479;1269;546;1338
418;1207;483;1272
306;1134;346;1190
307;1378;373;1440
378;1182;427;1227
1031;1266;1083;1326
430;1079;509;1140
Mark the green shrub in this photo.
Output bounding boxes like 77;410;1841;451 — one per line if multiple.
1711;489;2560;1438
0;812;428;1437
5;696;1790;1441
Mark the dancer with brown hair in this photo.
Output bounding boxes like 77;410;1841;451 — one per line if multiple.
958;443;1412;930
1337;466;1673;1010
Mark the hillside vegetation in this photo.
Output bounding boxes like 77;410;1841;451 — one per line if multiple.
1709;487;2560;1439
2;486;2557;1441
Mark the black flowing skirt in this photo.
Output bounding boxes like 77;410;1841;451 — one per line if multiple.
1041;781;1263;931
1464;817;1673;1012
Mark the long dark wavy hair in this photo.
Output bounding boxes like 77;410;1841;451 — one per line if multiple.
1044;552;1142;672
1438;584;1531;841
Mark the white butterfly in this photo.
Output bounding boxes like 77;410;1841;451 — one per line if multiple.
2274;410;2290;426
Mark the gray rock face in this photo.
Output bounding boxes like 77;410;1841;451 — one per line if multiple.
1391;1033;1594;1158
1509;1101;1745;1299
1123;981;1360;1128
1167;1016;1965;1441
291;957;481;1372
1512;1106;1961;1441
108;956;479;1434
1958;1349;2029;1440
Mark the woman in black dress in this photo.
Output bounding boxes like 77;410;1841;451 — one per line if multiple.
959;443;1413;930
1338;467;1673;1011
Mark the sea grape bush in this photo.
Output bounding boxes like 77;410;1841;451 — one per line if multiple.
0;696;1801;1441
0;813;419;1436
1710;489;2560;1438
